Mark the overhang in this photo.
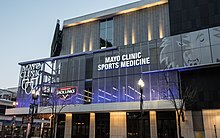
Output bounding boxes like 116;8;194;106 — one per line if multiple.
63;0;168;28
5;100;181;115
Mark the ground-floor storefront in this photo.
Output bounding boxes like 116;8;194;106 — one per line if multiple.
62;110;220;138
5;101;220;138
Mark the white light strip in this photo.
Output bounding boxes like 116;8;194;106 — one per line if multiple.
77;93;94;99
98;95;111;101
77;97;87;102
125;94;135;100
128;86;135;91
98;89;111;96
83;90;94;94
112;87;118;91
128;86;146;98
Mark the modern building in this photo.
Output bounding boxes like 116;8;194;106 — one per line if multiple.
6;0;220;138
0;87;19;137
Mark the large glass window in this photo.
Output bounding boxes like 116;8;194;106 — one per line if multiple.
95;113;110;138
92;71;179;104
84;81;93;104
127;112;150;138
100;18;113;49
157;111;177;138
0;105;6;115
56;114;65;138
85;55;93;79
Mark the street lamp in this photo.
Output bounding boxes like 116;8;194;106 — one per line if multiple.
11;115;16;138
138;78;144;138
27;90;39;138
11;102;18;138
12;101;18;107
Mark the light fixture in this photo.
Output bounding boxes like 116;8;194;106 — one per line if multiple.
138;78;145;88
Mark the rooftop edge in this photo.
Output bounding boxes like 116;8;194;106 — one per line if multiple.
63;0;168;28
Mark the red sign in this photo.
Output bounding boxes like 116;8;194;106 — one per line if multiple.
57;86;77;100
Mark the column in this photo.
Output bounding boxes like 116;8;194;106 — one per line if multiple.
150;111;157;138
89;113;95;138
40;119;44;137
110;112;127;138
178;111;194;138
64;113;72;138
203;110;220;138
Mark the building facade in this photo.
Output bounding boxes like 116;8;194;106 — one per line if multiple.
0;88;19;137
6;0;220;138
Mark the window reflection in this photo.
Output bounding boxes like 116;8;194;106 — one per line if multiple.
100;18;113;49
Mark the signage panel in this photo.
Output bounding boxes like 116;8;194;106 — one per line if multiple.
57;86;78;100
98;52;150;71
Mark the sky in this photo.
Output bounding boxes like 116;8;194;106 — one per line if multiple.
0;0;140;89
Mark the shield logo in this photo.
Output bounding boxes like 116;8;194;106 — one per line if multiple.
57;86;78;100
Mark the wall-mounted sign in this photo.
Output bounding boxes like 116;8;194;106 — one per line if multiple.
20;63;42;94
57;86;78;100
98;52;150;71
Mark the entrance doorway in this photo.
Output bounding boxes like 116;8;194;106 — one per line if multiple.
95;113;110;138
72;114;90;138
157;111;177;138
127;112;150;138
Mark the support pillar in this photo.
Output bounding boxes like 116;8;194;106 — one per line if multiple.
89;113;95;138
110;112;127;138
150;111;157;138
64;113;72;138
177;111;194;138
203;110;220;138
40;119;44;138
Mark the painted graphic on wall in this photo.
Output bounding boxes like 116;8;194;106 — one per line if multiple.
159;28;220;68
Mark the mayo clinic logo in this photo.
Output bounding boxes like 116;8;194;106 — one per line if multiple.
57;86;78;100
20;63;42;94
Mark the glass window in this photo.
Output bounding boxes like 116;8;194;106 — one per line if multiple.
100;29;106;40
72;114;90;138
57;114;65;138
100;22;106;29
127;112;150;138
107;28;113;40
95;113;110;138
100;18;113;49
157;111;177;138
107;19;113;28
183;46;212;67
85;55;93;79
111;77;119;102
211;45;220;63
210;26;220;45
84;81;93;104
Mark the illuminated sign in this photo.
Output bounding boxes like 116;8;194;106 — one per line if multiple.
57;86;78;100
98;52;150;71
20;63;42;94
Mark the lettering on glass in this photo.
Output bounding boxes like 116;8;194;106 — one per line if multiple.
98;52;150;71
